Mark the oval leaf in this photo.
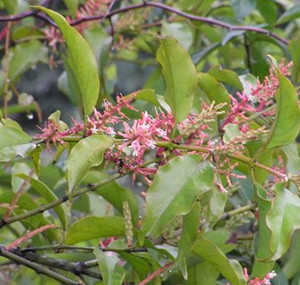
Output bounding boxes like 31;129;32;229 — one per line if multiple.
266;72;300;149
67;135;113;193
266;183;300;261
193;237;246;285
65;216;125;245
197;73;230;117
34;6;100;115
139;155;213;243
156;36;197;122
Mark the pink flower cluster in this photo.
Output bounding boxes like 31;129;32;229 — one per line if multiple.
222;59;293;130
244;268;276;285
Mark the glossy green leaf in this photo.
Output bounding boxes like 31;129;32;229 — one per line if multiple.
140;155;213;243
255;185;274;262
266;183;300;260
161;22;194;50
84;171;139;226
222;30;245;46
94;247;125;285
3;0;17;14
156;36;197;122
288;35;300;83
185;262;219;285
192;237;246;285
62;0;79;15
66;135;113;193
34;6;100;116
266;72;300;149
208;65;243;90
282;230;300;279
231;0;256;21
65;216;125;244
0;124;35;162
257;0;278;26
24;176;68;229
277;4;300;25
9;40;48;84
197;73;230;117
177;201;201;279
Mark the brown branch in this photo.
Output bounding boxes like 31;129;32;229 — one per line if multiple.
0;246;79;285
0;2;289;45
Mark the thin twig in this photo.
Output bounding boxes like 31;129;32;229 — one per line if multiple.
0;2;289;45
4;169;34;222
138;262;173;285
0;247;79;285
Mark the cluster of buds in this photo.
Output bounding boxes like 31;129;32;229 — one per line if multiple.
243;268;277;285
222;60;293;129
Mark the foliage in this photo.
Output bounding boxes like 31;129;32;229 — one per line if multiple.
0;0;300;285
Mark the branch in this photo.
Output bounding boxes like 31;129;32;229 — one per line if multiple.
0;246;79;285
13;250;102;280
0;2;289;45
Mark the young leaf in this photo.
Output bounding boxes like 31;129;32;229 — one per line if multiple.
192;237;246;285
265;72;300;149
156;36;197;122
177;201;201;279
67;135;113;193
266;183;300;260
197;73;230;117
94;247;125;285
34;6;100;116
65;216;125;245
20;175;69;230
0;124;35;162
208;65;243;90
276;4;300;25
139;155;213;244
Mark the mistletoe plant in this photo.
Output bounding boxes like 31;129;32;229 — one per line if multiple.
1;1;300;285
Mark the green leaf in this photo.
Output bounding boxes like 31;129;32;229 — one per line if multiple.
156;36;197;122
185;262;219;285
161;22;194;51
277;4;300;25
62;0;79;15
84;171;139;226
265;72;300;149
65;216;125;245
288;35;300;83
9;40;48;84
66;135;113;193
24;176;69;229
255;185;274;262
197;73;230;117
177;201;201;279
266;183;300;260
223;124;241;144
139;155;213;243
0;124;35;162
208;65;243;90
34;6;100;116
94;247;125;285
222;30;245;46
283;230;300;279
231;0;256;21
257;0;278;26
192;237;246;285
3;0;17;14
